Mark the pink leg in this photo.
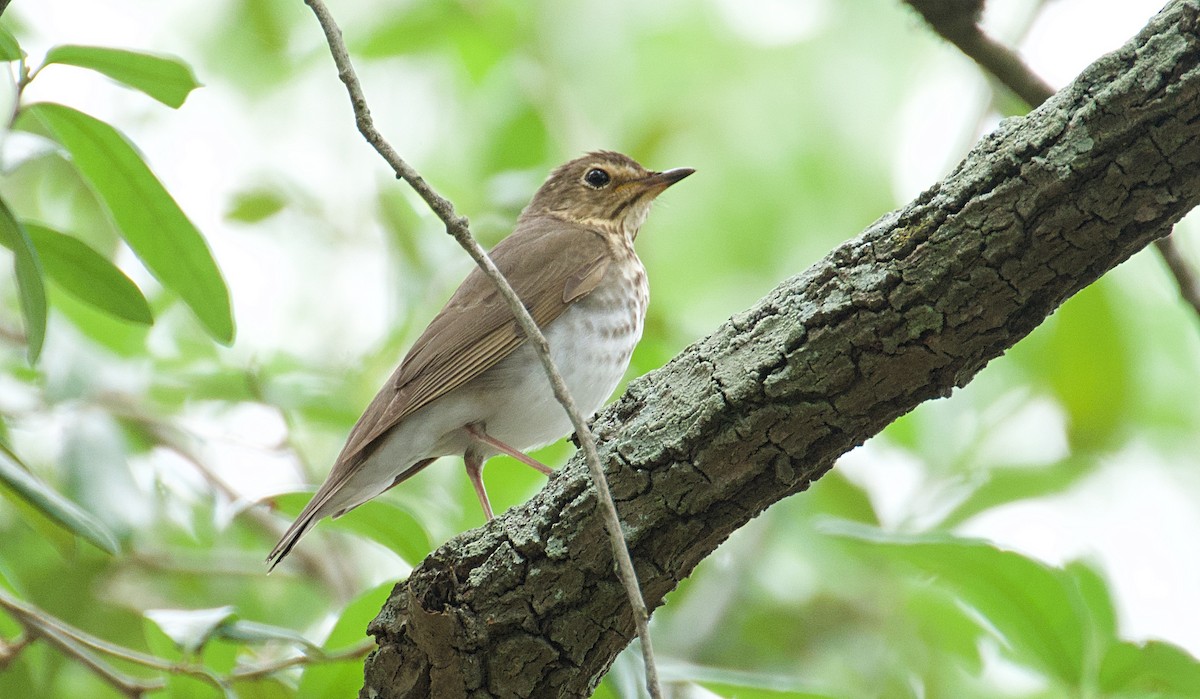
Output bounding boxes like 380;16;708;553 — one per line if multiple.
464;424;554;476
464;450;494;521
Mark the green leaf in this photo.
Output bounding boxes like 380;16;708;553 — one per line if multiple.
903;583;985;673
18;103;234;343
803;469;879;525
144;606;235;654
225;187;286;223
272;491;432;565
298;583;391;698
42;44;200;108
1015;281;1129;448
697;684;838;699
1064;560;1117;643
937;456;1096;529
0;443;119;555
216;620;321;653
0;25;23;61
24;223;153;324
657;663;839;698
0;198;47;361
823;521;1097;685
1099;639;1200;697
46;279;152;356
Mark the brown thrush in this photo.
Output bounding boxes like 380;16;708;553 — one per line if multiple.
267;151;692;569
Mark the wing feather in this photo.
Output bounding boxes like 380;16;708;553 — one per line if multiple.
333;217;610;471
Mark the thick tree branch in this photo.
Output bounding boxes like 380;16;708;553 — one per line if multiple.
904;0;1200;324
363;1;1200;697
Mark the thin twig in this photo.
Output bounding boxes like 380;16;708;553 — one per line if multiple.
0;632;31;668
1154;236;1200;322
0;585;365;693
301;1;663;695
904;0;1054;107
0;587;165;697
902;0;1200;329
231;640;374;681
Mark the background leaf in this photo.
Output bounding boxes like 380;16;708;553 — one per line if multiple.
271;491;432;565
42;44;200;108
24;222;153;324
0;198;47;361
0;443;119;555
225;187;287;224
0;25;23;61
144;606;236;654
296;583;391;698
17;102;234;343
823;521;1099;686
1099;640;1200;697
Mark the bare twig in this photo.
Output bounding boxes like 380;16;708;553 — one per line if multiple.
0;322;26;345
0;585;368;694
0;632;31;668
902;0;1200;327
1154;236;1200;321
0;587;165;697
301;0;662;695
904;0;1054;107
231;639;374;681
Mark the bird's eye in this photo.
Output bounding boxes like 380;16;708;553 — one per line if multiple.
583;168;611;188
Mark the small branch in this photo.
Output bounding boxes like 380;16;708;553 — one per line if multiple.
1154;236;1200;322
902;0;1200;328
231;640;374;681
301;0;662;695
0;585;366;693
0;322;26;345
904;0;1055;107
0;587;164;697
0;632;31;669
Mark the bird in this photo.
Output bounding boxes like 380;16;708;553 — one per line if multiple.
266;151;693;571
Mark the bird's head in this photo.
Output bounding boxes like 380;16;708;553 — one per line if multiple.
522;151;694;237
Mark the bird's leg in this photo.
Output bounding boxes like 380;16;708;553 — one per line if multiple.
464;449;495;521
464;424;554;475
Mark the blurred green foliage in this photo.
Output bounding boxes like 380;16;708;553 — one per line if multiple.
1;1;1199;698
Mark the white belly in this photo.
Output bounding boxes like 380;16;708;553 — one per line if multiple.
468;262;647;449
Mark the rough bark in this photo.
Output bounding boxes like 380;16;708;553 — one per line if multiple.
362;2;1200;697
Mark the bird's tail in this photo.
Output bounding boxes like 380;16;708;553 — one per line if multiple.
265;457;439;572
265;496;327;573
266;466;358;572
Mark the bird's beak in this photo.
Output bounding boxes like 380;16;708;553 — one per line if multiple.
641;167;696;192
626;167;695;199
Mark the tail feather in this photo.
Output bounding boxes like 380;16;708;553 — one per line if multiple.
266;456;441;572
266;468;352;572
266;499;326;573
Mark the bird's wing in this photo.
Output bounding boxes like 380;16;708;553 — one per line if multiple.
336;217;611;469
266;218;612;569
